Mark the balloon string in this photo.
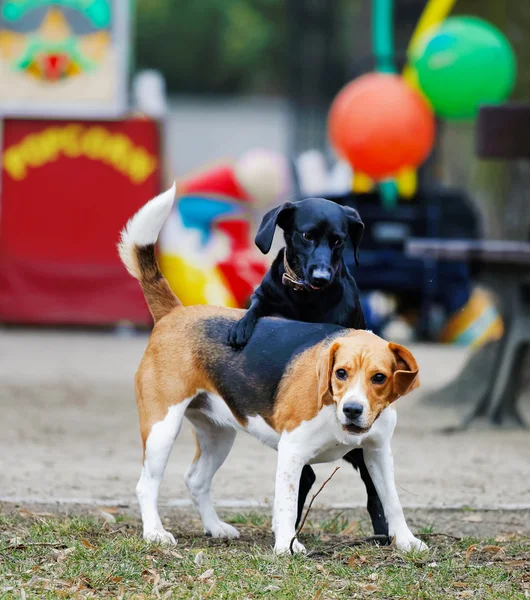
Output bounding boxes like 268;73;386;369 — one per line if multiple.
372;0;398;208
373;0;397;74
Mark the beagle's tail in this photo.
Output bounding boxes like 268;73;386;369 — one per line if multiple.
118;184;180;322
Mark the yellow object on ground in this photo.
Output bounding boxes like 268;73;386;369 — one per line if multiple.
440;287;504;348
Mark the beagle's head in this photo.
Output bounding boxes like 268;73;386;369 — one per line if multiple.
316;331;419;434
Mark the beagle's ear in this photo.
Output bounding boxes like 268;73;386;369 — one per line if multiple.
389;342;420;398
316;341;339;410
342;206;364;267
255;202;296;254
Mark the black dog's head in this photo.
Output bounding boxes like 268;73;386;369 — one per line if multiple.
255;197;364;290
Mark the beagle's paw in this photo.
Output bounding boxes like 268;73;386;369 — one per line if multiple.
274;538;307;555
393;532;428;552
227;317;256;350
144;528;177;546
205;521;240;539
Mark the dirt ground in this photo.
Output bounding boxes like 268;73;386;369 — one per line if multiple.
1;328;529;513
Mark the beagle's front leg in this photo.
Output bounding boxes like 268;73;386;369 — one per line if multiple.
273;438;308;554
363;442;428;552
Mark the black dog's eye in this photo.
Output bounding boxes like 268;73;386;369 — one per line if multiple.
302;232;314;241
335;368;348;380
371;373;387;385
332;238;344;248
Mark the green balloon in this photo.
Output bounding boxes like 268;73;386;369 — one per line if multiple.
412;16;516;120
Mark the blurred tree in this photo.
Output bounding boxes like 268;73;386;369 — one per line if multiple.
134;0;286;93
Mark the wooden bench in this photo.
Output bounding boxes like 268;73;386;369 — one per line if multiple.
405;104;530;428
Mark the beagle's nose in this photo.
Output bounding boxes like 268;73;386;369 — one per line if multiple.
343;402;364;420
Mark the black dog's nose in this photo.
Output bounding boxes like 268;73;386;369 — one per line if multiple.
310;268;332;287
343;402;364;420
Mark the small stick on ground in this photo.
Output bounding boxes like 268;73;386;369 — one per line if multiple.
5;542;68;550
307;535;390;557
289;466;340;554
418;532;462;541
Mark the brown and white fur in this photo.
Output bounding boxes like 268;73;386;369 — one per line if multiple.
118;186;427;555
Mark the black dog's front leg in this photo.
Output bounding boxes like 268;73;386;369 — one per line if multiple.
343;448;389;539
228;296;266;349
296;465;316;527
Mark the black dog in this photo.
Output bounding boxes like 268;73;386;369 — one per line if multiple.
228;197;388;538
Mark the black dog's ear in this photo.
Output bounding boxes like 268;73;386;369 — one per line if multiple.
255;202;296;254
343;206;364;267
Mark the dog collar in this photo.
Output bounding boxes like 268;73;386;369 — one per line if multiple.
282;254;307;292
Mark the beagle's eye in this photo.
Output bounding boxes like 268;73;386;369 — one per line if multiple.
371;373;387;385
335;368;348;380
302;231;314;241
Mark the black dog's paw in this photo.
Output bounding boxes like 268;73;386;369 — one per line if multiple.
228;317;256;350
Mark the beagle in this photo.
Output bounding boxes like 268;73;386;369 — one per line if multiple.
118;186;427;555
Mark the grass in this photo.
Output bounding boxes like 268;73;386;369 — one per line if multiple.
1;510;529;599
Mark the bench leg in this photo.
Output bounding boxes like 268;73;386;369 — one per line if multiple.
486;328;526;426
461;339;505;426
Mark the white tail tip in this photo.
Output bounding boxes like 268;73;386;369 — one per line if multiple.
118;183;176;278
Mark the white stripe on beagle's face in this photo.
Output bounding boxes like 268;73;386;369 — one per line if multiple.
317;331;420;435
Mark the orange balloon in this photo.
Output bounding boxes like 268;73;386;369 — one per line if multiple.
328;73;435;180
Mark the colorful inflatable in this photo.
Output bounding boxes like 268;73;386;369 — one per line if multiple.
158;152;289;308
440;287;503;348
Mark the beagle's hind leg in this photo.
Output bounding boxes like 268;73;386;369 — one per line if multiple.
137;399;192;545
184;413;239;539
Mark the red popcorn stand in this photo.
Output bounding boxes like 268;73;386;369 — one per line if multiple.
0;1;159;326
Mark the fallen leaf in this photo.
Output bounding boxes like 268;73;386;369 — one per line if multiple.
313;590;323;600
81;539;95;549
53;547;75;563
194;551;204;566
19;510;34;518
117;585;125;600
361;583;382;592
198;569;214;581
204;581;217;598
170;551;183;559
494;534;512;543
341;521;359;536
465;544;477;566
9;537;22;546
505;560;527;567
110;576;122;583
454;582;468;588
264;585;281;592
100;506;119;514
482;545;503;554
99;510;116;524
462;514;483;523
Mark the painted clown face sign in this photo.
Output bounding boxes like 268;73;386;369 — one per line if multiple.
0;0;129;117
